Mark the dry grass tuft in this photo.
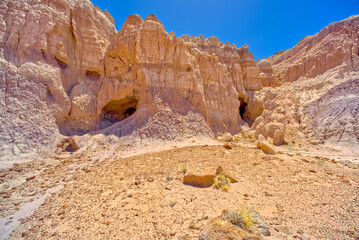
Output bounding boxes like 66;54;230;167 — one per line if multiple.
213;172;231;192
237;205;257;230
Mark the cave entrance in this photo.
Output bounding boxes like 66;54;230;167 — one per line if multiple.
239;98;248;120
101;97;138;129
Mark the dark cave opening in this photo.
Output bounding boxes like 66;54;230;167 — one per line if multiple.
100;97;139;129
124;107;136;118
239;98;248;119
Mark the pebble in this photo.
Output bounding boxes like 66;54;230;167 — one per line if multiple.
265;191;273;197
28;191;38;197
274;225;292;235
26;176;36;181
2;193;11;198
223;142;232;149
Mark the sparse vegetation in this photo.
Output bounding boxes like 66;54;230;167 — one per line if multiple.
342;161;359;169
237;205;257;230
317;160;327;166
213;172;231;192
180;166;187;174
225;205;257;231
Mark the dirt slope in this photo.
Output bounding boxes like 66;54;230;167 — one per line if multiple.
2;144;358;240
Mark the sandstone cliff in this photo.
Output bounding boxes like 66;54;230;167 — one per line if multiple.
0;0;279;158
1;0;358;159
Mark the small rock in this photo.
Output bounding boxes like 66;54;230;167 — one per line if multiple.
166;175;173;181
223;142;232;149
26;176;36;181
57;136;80;152
147;177;154;182
264;191;273;197
28;191;38;197
255;122;268;139
217;133;233;142
297;229;304;234
310;139;321;145
276;204;284;212
57;210;65;216
216;166;238;183
82;167;91;173
275;225;292;235
2;193;11;198
273;128;285;146
257;134;276;155
251;209;271;236
189;220;201;230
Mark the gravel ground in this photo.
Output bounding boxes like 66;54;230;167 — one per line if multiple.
1;141;358;240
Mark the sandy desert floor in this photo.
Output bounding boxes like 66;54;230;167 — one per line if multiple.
0;138;358;240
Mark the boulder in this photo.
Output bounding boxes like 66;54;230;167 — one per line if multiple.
199;218;262;240
273;124;286;146
183;174;215;187
251;116;264;130
257;134;276;155
199;209;267;240
56;136;80;152
266;122;284;138
255;122;267;139
218;133;233;142
216;166;238;183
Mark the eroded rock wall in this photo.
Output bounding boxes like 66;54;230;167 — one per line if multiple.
0;0;116;157
267;15;359;82
263;15;359;146
1;0;279;158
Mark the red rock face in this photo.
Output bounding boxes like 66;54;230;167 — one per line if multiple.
267;15;359;82
264;15;359;148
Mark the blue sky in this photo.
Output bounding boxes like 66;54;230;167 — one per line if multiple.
90;0;359;60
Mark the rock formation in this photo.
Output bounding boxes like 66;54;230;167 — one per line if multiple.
267;15;359;83
0;0;358;158
0;0;277;158
264;15;359;148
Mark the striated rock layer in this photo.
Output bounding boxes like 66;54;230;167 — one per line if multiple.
1;0;358;158
0;0;277;158
265;15;359;147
